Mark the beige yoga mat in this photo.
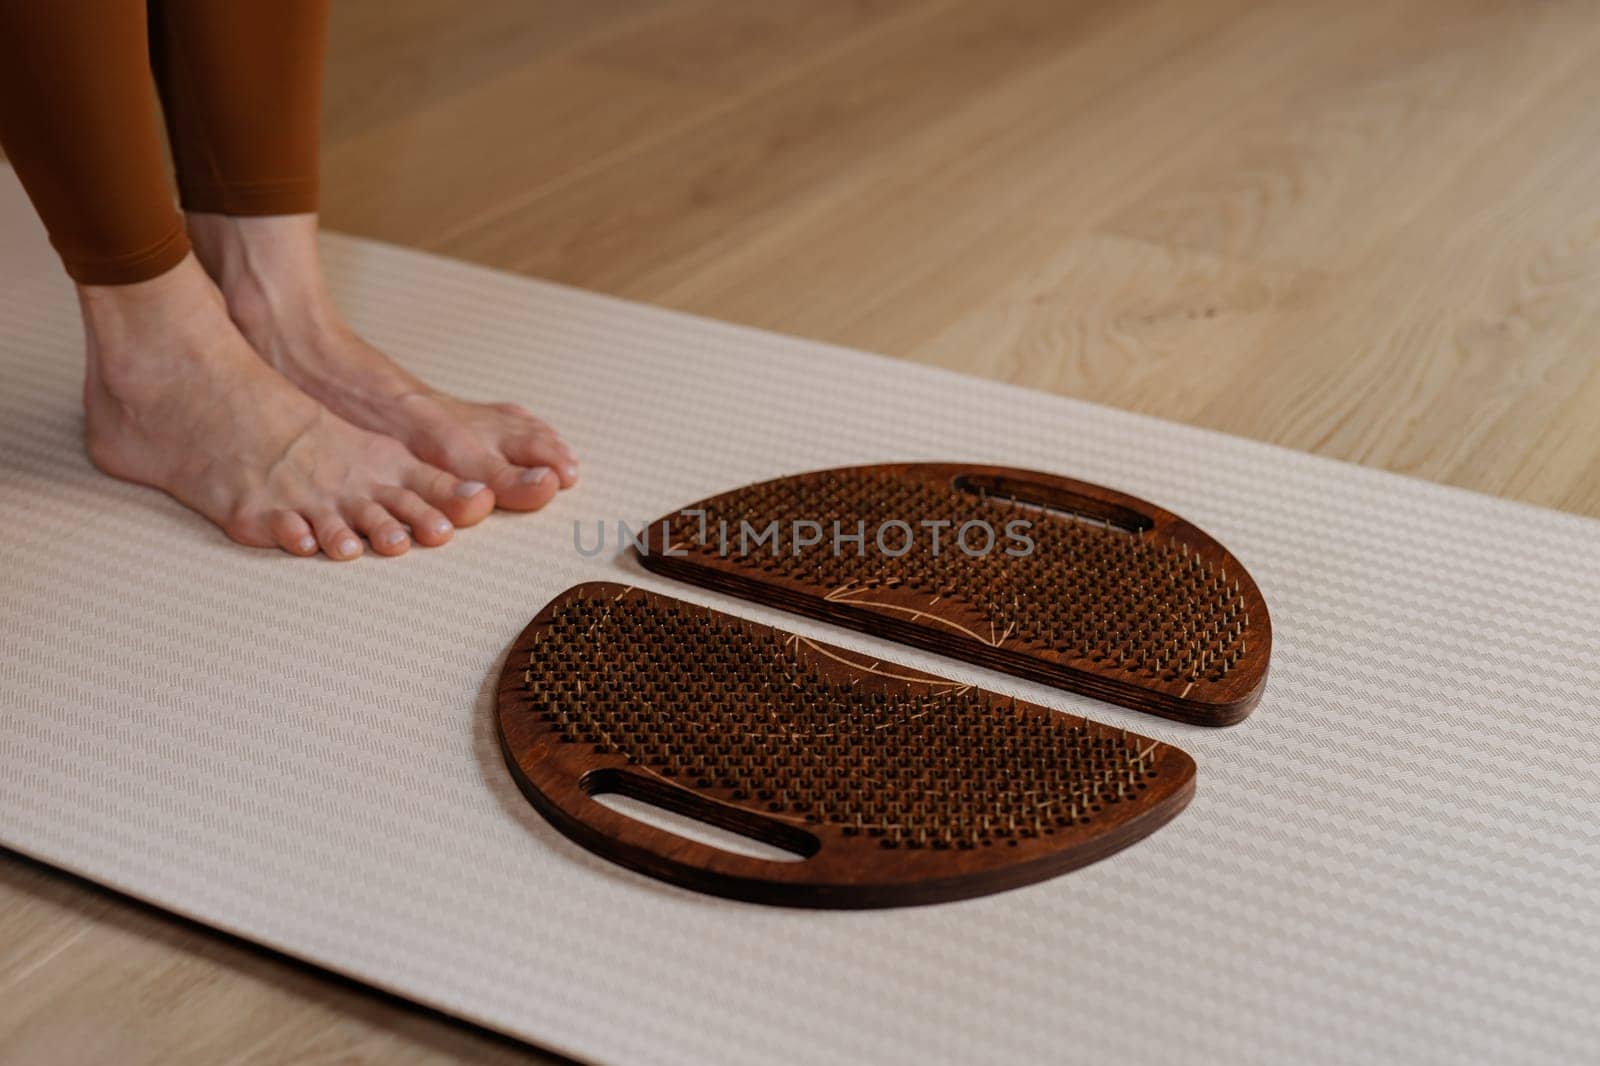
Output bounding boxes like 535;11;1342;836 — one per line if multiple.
1;167;1597;1065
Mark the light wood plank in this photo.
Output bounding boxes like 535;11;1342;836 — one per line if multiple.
322;0;671;142
0;856;545;1064
321;59;718;247
434;0;1118;288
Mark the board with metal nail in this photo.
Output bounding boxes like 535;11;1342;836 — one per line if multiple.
496;582;1196;908
634;463;1271;726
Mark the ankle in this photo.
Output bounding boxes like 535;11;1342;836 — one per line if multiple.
77;256;237;405
186;212;340;338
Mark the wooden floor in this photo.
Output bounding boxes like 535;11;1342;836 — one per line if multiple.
5;0;1600;1061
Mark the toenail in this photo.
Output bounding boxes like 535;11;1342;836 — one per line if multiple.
337;536;360;558
431;518;452;537
520;466;551;485
455;480;486;498
297;535;316;554
561;462;578;481
383;528;407;546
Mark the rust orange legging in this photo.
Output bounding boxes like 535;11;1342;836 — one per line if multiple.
0;0;328;285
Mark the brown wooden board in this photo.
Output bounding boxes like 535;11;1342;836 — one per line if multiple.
635;463;1271;726
496;582;1196;909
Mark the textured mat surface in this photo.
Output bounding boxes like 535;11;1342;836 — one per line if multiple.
2;169;1598;1065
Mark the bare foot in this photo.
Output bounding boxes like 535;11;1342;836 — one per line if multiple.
187;213;578;512
80;256;495;559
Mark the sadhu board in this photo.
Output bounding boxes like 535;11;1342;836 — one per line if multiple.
496;582;1196;909
634;463;1271;726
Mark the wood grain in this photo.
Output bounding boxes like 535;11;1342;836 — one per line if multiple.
497;583;1196;907
0;853;558;1065
635;464;1271;725
7;0;1600;1060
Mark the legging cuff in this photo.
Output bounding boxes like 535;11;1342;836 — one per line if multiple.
179;176;319;216
62;219;192;286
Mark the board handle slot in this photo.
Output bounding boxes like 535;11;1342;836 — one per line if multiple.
581;768;820;862
952;472;1155;534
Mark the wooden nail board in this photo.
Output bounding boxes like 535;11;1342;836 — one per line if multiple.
635;463;1271;726
496;582;1196;909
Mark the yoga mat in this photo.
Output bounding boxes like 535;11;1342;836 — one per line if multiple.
1;166;1597;1065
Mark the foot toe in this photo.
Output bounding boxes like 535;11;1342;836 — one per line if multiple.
269;510;319;556
505;432;578;488
488;463;559;511
408;464;494;527
311;510;364;561
351;499;410;557
375;486;453;547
